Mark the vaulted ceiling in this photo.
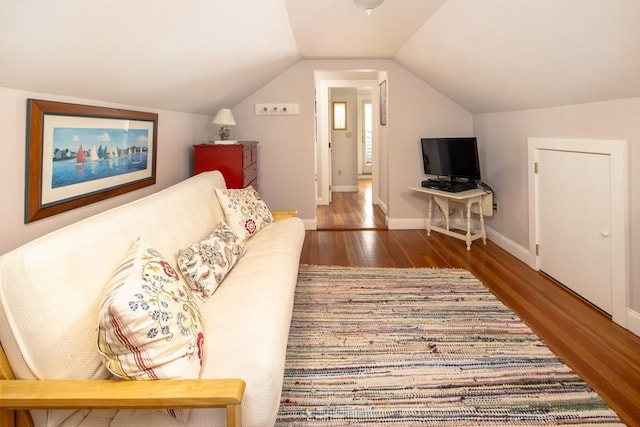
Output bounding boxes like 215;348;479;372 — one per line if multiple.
1;0;639;115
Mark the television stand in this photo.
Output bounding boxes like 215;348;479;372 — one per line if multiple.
409;186;491;250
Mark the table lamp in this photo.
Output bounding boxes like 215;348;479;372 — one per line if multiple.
212;108;237;144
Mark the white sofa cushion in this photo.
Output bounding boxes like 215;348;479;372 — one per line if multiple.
177;222;246;301
215;186;274;241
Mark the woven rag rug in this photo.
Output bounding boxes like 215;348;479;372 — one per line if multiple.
275;265;622;426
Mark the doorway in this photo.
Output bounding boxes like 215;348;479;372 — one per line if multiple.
317;84;384;229
528;137;629;329
314;71;384;229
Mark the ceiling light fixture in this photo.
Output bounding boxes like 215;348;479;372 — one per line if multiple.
352;0;384;15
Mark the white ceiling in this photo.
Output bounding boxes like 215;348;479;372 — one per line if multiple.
1;0;639;115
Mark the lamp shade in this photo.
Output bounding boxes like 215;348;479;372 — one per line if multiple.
212;108;236;126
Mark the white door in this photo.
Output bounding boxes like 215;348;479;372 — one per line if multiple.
537;149;612;313
327;95;332;203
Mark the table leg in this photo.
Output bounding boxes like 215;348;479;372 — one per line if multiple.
427;196;433;236
0;409;15;427
479;202;486;245
465;200;472;251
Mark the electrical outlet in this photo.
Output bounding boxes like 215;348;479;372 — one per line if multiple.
493;202;498;212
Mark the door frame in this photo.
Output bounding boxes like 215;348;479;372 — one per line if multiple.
316;78;379;206
358;96;373;175
527;137;629;328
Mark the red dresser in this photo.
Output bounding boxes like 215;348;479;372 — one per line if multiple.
193;141;258;189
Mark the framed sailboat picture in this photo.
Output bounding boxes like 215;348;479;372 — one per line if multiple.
25;99;158;223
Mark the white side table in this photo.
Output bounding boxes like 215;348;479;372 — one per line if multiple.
409;186;491;250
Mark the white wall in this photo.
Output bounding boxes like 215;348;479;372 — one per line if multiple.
473;97;640;313
231;61;317;222
0;87;211;254
232;59;473;227
385;66;474;225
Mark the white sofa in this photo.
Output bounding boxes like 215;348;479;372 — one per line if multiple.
0;171;305;427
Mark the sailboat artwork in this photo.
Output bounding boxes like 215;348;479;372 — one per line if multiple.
131;147;141;164
51;127;151;189
26;99;158;223
75;144;86;164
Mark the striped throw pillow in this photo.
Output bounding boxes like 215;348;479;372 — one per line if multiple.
97;238;204;421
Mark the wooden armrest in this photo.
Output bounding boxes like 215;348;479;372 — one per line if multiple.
0;379;245;427
271;210;298;220
0;379;244;408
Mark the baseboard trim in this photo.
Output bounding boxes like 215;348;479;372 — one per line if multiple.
627;308;640;336
378;200;388;214
386;220;530;263
303;218;317;230
485;226;530;267
386;218;425;229
331;185;359;192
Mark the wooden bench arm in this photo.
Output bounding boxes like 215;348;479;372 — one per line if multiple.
0;379;245;427
271;210;298;221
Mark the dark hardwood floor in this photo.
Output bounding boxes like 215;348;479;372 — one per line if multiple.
309;183;640;426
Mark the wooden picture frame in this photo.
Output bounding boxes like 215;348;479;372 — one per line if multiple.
379;80;387;126
332;101;347;130
25;99;158;223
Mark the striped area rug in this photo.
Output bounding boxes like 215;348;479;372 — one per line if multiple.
276;265;622;426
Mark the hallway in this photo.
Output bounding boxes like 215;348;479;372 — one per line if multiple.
316;179;387;230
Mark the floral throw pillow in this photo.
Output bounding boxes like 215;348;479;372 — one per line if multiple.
177;222;246;301
215;186;274;241
97;238;204;421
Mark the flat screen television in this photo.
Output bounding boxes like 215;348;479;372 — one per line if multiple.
421;137;481;181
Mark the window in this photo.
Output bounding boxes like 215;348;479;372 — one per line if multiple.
332;102;347;130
